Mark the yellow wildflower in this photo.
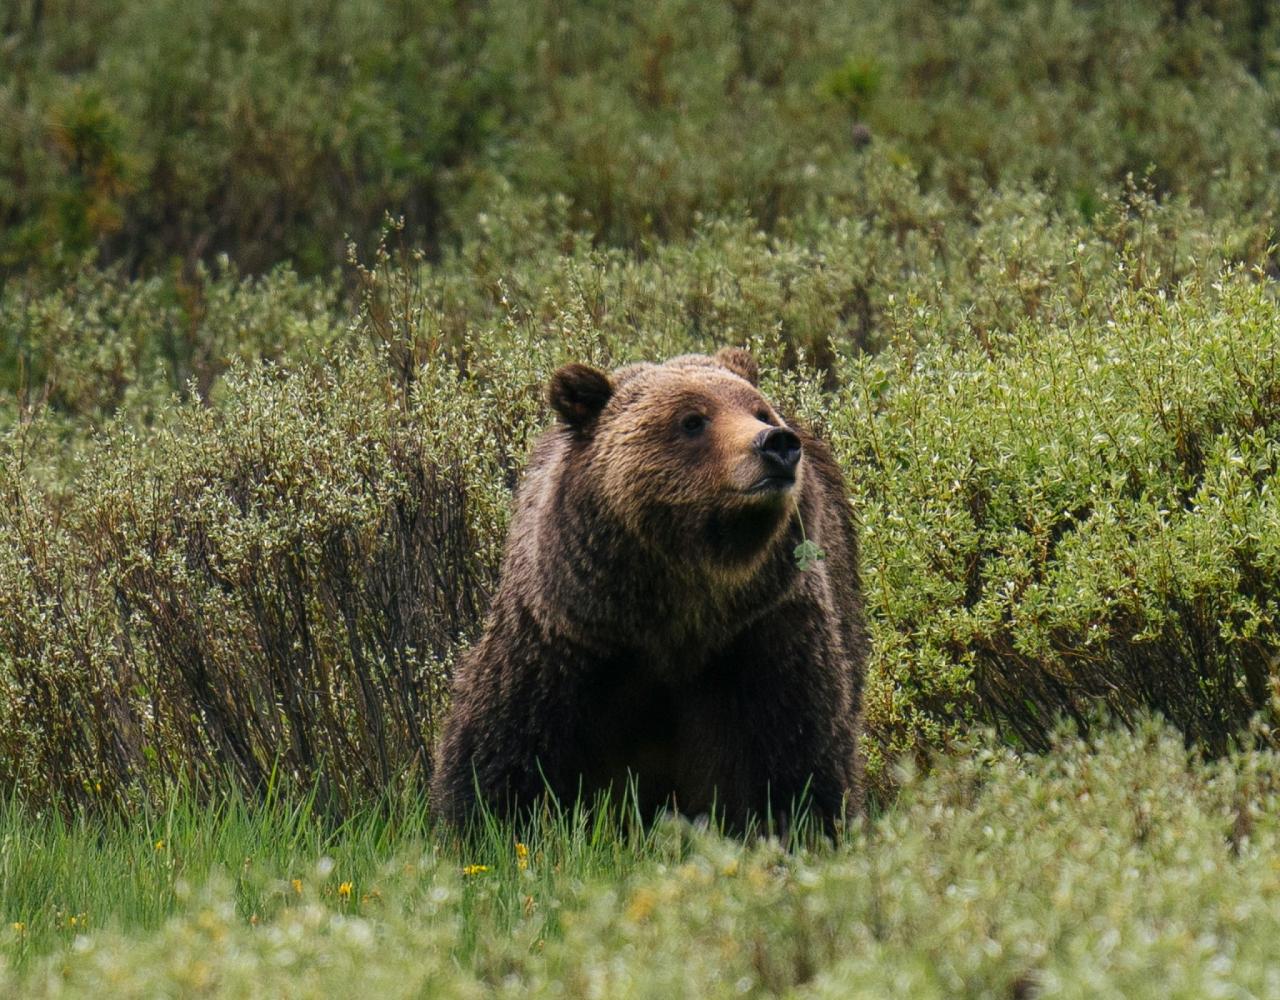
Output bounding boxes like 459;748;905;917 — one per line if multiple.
154;839;165;851
515;842;529;871
11;922;24;934
291;878;303;896
626;887;657;923
462;864;490;877
337;881;353;901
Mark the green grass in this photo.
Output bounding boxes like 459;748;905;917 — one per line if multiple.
0;780;422;963
3;720;1278;997
0;773;777;973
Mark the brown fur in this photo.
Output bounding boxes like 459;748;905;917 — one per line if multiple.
431;349;868;831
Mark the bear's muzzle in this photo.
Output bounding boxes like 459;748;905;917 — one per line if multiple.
747;426;802;493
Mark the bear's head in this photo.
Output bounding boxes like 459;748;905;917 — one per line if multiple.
547;348;803;574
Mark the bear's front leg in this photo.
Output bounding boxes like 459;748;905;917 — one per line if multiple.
430;608;590;829
695;596;863;833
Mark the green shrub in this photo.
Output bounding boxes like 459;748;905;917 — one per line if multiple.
0;261;344;425
829;271;1280;779
0;471;126;812
0;357;533;815
1;0;507;275
6;252;1280;810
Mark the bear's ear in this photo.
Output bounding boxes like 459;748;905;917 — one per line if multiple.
548;363;613;431
715;347;759;386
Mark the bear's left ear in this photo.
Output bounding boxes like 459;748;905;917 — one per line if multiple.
715;347;759;386
548;363;613;431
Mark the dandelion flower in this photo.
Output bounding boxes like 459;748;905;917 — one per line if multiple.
462;864;490;877
626;888;657;923
11;922;24;934
338;881;353;901
515;843;529;871
291;879;303;896
154;839;165;851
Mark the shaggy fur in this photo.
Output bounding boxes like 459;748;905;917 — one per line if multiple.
431;349;867;831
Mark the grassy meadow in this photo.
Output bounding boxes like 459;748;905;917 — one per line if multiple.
3;0;1280;994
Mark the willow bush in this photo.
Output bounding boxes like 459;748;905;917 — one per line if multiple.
0;357;532;815
3;251;1279;809
828;272;1280;776
3;177;1218;467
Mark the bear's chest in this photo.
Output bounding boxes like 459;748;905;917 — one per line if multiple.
574;656;747;816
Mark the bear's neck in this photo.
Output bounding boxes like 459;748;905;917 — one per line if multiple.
521;479;798;663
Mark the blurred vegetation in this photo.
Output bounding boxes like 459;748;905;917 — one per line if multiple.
1;0;1277;277
2;0;1280;819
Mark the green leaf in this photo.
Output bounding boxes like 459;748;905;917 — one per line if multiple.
794;539;827;572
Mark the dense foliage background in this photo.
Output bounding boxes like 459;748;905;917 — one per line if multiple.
3;0;1280;816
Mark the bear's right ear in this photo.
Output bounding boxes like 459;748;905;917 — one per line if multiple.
714;347;759;386
548;363;613;431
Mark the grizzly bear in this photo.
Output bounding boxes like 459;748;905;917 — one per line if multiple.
431;348;867;832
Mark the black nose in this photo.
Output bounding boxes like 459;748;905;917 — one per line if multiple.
756;427;802;474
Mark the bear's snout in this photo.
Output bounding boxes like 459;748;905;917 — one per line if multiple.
754;426;802;482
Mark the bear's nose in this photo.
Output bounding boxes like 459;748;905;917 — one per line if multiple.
756;427;802;474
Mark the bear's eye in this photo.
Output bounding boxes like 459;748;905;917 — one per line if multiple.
755;408;772;424
680;413;708;436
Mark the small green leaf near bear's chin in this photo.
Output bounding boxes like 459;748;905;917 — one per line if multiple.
794;539;827;572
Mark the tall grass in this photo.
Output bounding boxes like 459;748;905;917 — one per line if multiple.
3;721;1278;996
0;777;420;965
0;771;686;971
